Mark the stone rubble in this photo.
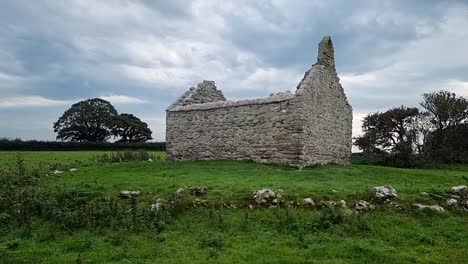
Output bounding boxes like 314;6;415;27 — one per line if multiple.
252;189;279;205
355;200;375;211
191;186;208;196
450;185;467;194
175;188;185;195
372;186;398;200
302;198;315;207
338;200;347;208
150;202;163;212
412;203;445;212
120;190;141;198
446;198;458;206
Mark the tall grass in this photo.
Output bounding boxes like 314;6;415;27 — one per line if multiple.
94;150;162;163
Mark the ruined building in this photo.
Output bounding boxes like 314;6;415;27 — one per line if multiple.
166;36;352;167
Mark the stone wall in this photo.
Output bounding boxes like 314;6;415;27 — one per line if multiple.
166;36;352;167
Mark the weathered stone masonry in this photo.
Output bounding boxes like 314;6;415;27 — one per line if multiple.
166;36;352;166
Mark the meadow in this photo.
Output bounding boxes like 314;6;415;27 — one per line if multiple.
0;151;467;263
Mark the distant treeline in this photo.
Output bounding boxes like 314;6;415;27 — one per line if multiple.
0;138;166;151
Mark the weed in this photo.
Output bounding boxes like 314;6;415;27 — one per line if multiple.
416;234;436;246
95;150;155;163
5;240;19;250
200;233;224;250
313;205;345;230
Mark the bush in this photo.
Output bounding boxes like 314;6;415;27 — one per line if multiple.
312;206;345;230
94;150;156;163
200;233;224;250
0;138;165;151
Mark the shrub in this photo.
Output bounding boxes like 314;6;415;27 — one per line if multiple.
312;206;345;230
200;233;224;250
94;150;156;163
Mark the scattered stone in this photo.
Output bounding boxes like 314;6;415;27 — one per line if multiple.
412;203;425;210
372;186;397;200
252;189;278;205
120;190;141;198
320;200;337;207
450;195;461;199
223;203;237;209
148;158;153;162
191;186;208;196
175;188;185;195
302;198;315;207
355;200;375;211
150;203;163;212
339;200;347;208
425;205;446;212
332;190;338;193
51;170;63;174
429;193;445;200
446;198;458;206
420;192;429;196
450;185;467;194
412;203;445;212
248;204;254;209
193;198;208;206
69;168;77;172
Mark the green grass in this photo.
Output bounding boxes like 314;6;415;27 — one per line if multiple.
1;151;468;263
45;159;468;203
0;151;165;168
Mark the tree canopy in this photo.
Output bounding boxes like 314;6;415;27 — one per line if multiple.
420;90;468;130
355;90;468;167
354;106;419;157
112;113;153;143
53;98;153;143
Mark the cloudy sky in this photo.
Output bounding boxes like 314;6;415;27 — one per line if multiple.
1;0;468;141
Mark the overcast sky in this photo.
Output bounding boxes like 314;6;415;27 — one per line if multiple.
1;0;468;141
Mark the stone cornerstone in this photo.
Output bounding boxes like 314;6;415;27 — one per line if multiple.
166;36;352;167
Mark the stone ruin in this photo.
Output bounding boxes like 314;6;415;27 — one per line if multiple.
166;36;352;167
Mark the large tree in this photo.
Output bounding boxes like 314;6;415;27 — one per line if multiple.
420;90;468;161
420;90;468;130
53;98;118;142
354;106;419;154
111;113;153;143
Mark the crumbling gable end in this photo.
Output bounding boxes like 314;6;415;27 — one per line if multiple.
167;80;226;110
166;36;352;167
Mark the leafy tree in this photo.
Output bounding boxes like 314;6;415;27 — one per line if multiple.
420;91;468;160
354;106;420;166
408;111;435;157
355;106;419;153
420;90;468;130
53;99;118;142
426;124;468;163
111;113;153;143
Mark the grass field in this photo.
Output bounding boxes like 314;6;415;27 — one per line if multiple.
1;151;467;263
